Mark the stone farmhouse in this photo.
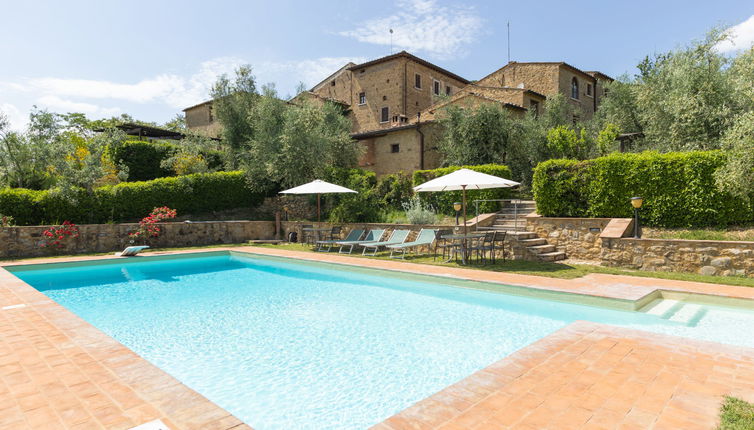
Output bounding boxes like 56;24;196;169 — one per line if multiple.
184;51;612;176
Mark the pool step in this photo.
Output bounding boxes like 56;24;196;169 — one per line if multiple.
641;299;707;326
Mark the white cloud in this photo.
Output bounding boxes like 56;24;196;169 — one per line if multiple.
716;14;754;53
36;95;121;116
338;0;483;59
0;55;368;125
0;103;27;131
257;57;367;93
24;57;246;109
2;56;364;116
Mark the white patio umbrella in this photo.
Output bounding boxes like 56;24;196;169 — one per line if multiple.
413;168;520;234
279;179;357;222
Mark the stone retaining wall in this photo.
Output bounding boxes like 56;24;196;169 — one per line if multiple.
525;216;754;277
526;216;613;261
0;221;275;259
601;237;754;277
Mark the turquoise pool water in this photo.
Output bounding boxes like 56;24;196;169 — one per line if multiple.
9;252;754;429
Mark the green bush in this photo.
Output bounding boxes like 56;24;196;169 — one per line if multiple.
0;171;264;225
324;168;381;223
374;172;413;211
113;140;176;181
531;159;590;217
532;151;754;228
413;164;514;215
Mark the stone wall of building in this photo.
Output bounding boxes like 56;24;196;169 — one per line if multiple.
601;237;754;277
0;221;276;259
527;216;613;261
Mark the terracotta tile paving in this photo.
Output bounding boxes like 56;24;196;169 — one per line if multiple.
3;247;754;429
374;321;754;430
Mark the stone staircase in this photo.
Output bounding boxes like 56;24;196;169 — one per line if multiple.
510;231;567;262
481;200;566;262
486;200;537;232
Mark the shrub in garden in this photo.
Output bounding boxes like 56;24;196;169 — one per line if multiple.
129;207;177;242
112;140;175;181
1;214;15;227
402;196;437;225
532;150;754;228
375;173;413;211
0;171;264;225
40;221;79;249
324;168;381;223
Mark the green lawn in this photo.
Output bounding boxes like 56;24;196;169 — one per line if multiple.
247;243;754;288
646;227;754;242
718;396;754;430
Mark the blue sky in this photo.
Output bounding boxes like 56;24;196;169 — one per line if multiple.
1;0;752;130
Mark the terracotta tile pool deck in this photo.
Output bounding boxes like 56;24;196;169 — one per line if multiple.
1;246;754;429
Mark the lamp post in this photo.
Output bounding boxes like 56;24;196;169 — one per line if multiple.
631;197;643;238
453;202;462;225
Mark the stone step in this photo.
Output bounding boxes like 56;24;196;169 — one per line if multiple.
508;231;537;239
537;251;567;262
519;238;546;246
484;226;529;232
494;219;525;224
527;244;556;254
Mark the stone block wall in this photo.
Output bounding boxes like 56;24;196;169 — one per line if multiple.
601;238;754;277
0;221;275;259
527;217;613;261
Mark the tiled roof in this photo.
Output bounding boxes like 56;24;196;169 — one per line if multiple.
478;61;604;84
182;99;213;111
348;51;469;85
309;62;357;92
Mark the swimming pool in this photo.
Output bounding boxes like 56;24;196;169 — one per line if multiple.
8;251;754;429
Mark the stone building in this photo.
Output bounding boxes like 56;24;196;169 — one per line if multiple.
352;61;612;176
476;62;613;122
182;54;612;176
306;51;470;133
182;100;222;138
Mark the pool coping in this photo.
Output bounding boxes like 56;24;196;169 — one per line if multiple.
2;246;754;429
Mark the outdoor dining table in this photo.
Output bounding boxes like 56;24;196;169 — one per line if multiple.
442;232;487;265
301;227;332;244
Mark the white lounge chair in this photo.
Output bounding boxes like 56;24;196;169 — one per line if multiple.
116;245;150;257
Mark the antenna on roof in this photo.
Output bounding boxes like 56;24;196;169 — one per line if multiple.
507;22;511;63
390;29;394;54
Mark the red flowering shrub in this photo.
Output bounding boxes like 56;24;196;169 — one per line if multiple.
129;207;177;241
41;221;80;248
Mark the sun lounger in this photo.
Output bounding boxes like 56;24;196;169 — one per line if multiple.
387;229;438;259
316;228;364;252
361;229;411;256
337;229;386;254
116;245;150;257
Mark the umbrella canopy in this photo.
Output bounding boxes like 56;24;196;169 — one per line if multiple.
413;169;520;236
280;180;358;195
412;168;520;192
279;180;357;222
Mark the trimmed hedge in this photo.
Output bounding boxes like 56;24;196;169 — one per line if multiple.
113;140;226;181
0;171;264;225
413;164;514;215
113;141;175;181
532;151;754;228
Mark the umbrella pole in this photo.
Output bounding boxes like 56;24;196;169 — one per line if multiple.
462;185;468;264
317;194;321;223
462;185;467;235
